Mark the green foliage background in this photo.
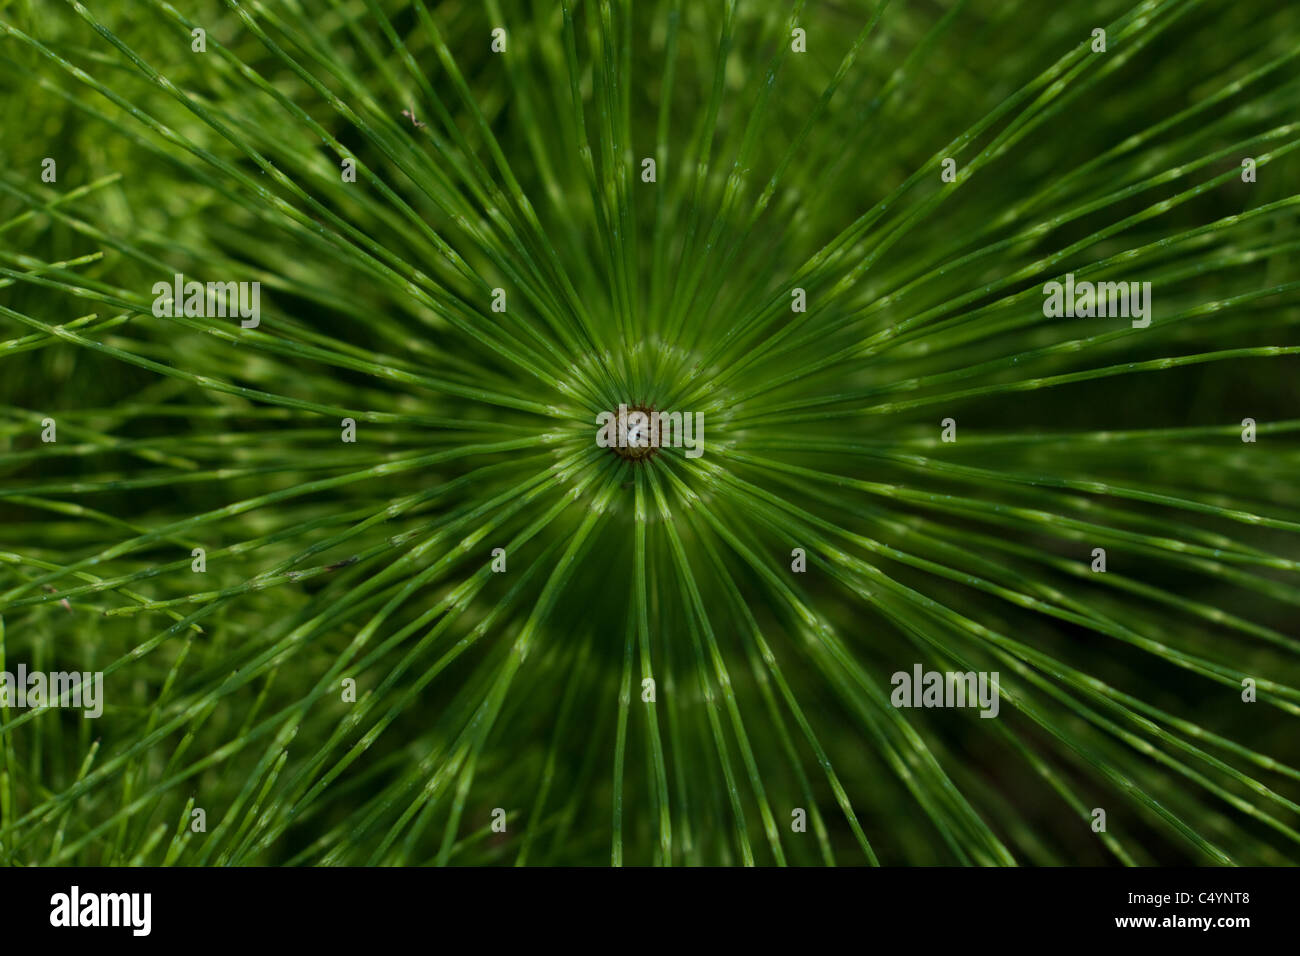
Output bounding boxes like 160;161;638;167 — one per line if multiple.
0;0;1297;865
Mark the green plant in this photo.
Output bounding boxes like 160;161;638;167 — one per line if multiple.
0;0;1297;866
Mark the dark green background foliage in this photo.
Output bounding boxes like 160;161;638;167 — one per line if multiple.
0;0;1297;865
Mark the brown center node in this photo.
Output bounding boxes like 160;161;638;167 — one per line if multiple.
610;402;659;463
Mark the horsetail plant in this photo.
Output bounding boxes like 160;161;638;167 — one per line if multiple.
0;0;1297;868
